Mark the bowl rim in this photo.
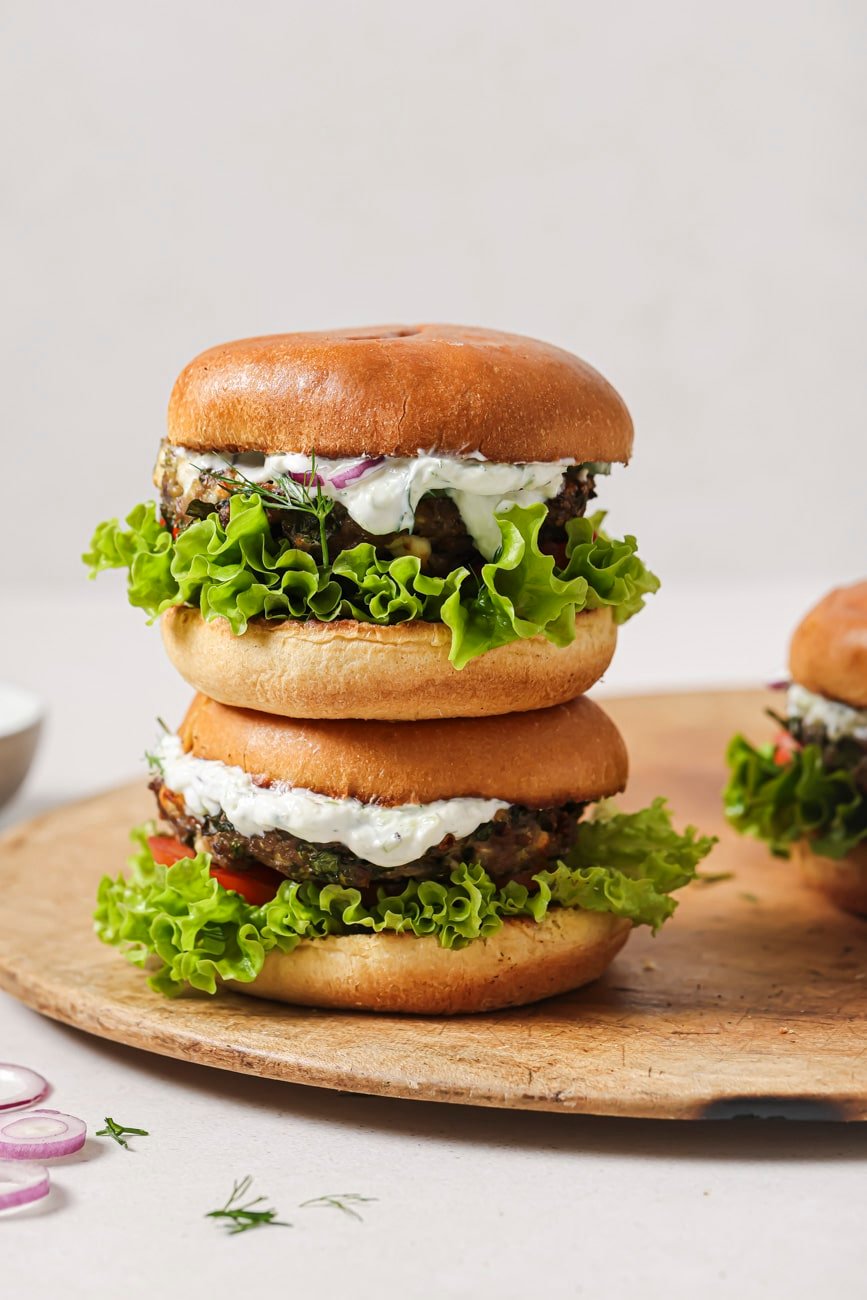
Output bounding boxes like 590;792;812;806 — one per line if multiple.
0;682;45;740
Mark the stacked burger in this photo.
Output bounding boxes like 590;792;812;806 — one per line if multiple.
86;325;712;1013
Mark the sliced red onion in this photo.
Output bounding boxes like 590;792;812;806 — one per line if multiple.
0;1109;86;1159
0;1160;50;1211
327;456;385;489
767;678;790;691
0;1063;49;1112
284;469;324;486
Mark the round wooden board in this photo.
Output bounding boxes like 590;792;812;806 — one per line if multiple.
1;690;865;1119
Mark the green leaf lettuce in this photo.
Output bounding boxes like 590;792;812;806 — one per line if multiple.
95;802;714;996
724;735;867;858
83;497;658;669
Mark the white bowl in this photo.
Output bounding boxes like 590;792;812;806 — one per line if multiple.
0;684;43;810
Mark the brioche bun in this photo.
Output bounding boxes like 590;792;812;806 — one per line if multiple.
789;580;867;709
167;325;633;463
177;691;628;806
162;606;616;721
230;909;632;1014
797;842;867;917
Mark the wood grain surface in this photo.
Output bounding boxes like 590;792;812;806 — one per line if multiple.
1;690;865;1119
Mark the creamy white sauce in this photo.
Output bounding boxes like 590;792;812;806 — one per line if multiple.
787;683;867;742
155;735;508;869
169;447;596;560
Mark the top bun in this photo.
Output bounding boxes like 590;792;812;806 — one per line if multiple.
167;325;633;463
789;580;867;708
177;692;628;807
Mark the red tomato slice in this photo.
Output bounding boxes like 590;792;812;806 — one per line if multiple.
148;834;196;866
209;865;280;906
772;731;799;766
148;834;279;904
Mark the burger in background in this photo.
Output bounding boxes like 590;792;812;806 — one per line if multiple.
725;581;867;915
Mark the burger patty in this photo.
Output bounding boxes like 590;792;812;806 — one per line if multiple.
785;717;867;796
152;778;585;888
157;458;597;578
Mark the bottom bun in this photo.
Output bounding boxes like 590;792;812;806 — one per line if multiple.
229;910;632;1014
797;842;867;917
161;606;616;719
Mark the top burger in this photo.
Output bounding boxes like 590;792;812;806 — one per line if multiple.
85;325;657;719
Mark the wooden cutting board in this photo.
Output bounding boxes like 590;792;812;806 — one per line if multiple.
1;690;865;1119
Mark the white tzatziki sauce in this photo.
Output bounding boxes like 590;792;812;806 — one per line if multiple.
154;735;509;869
787;683;867;743
169;448;603;560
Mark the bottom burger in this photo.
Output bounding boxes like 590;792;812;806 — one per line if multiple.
96;694;714;1014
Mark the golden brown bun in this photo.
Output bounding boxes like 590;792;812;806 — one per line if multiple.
230;911;632;1014
161;606;617;721
167;325;633;463
797;842;867;917
177;690;628;806
789;580;867;708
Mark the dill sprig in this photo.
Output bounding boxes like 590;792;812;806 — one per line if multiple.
96;1117;150;1150
201;454;335;564
206;1176;291;1235
145;716;171;773
300;1193;377;1222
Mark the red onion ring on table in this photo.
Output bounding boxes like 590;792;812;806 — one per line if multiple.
0;1109;86;1160
0;1064;49;1112
0;1160;50;1211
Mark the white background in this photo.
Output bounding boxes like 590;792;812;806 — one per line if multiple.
3;1;866;592
2;3;866;1296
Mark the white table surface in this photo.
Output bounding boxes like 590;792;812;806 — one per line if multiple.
3;581;865;1299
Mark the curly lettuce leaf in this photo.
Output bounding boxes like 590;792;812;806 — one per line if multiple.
566;796;715;889
562;511;661;625
95;803;712;997
724;735;867;859
83;496;658;668
83;503;178;615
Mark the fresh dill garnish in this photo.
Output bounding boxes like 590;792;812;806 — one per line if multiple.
96;1117;150;1150
206;1176;291;1235
695;870;735;885
145;717;170;772
202;454;335;564
300;1193;377;1222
